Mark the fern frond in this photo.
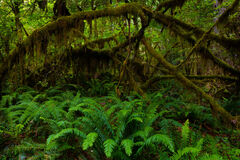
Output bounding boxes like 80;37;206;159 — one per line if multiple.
104;139;117;158
171;147;200;160
19;101;40;125
70;101;114;136
82;132;98;150
181;119;190;145
57;120;72;128
121;139;134;156
127;113;143;124
33;93;47;103
47;128;86;145
146;134;175;152
196;138;204;151
133;130;146;140
159;119;182;132
199;153;223;160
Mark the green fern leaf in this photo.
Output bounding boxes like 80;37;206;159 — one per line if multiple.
104;139;117;158
146;134;174;152
82;132;98;150
133;130;146;140
171;147;200;160
181;119;190;144
121;139;134;156
199;153;223;160
47;128;86;145
196;138;204;151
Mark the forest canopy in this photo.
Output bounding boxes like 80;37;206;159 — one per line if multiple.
0;0;240;159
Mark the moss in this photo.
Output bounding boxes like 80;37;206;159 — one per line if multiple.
142;38;239;127
0;3;148;83
142;75;238;90
216;0;240;27
152;12;240;50
151;13;240;77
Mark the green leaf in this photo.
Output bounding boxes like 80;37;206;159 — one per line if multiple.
181;119;190;144
171;147;200;160
146;134;174;152
46;128;86;145
104;139;117;158
121;139;134;156
82;132;98;150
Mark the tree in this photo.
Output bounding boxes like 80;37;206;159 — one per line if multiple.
0;0;240;127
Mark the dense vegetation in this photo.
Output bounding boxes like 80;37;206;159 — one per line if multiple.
0;0;240;159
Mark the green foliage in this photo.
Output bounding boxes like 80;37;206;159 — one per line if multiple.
83;132;98;150
145;134;175;152
181;119;190;146
0;84;239;159
46;128;86;145
1;0;240;159
121;139;134;156
104;139;117;158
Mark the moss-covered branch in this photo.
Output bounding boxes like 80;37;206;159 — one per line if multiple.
153;12;240;51
0;3;148;84
142;75;238;90
150;12;240;77
142;38;239;127
216;0;240;26
177;0;240;69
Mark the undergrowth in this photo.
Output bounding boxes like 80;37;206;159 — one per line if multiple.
0;80;239;160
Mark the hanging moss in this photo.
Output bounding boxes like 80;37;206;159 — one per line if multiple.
0;3;148;83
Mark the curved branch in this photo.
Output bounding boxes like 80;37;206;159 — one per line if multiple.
142;75;238;90
142;38;239;127
150;12;240;76
177;0;240;69
153;12;240;51
0;3;148;83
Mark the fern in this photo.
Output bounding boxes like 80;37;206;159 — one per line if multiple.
170;147;200;160
82;132;98;150
159;118;182;133
47;128;86;145
104;139;117;158
171;137;204;160
121;139;134;156
181;119;190;146
133;126;153;140
199;154;223;160
146;134;175;152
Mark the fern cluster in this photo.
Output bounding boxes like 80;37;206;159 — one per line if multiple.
0;84;239;159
